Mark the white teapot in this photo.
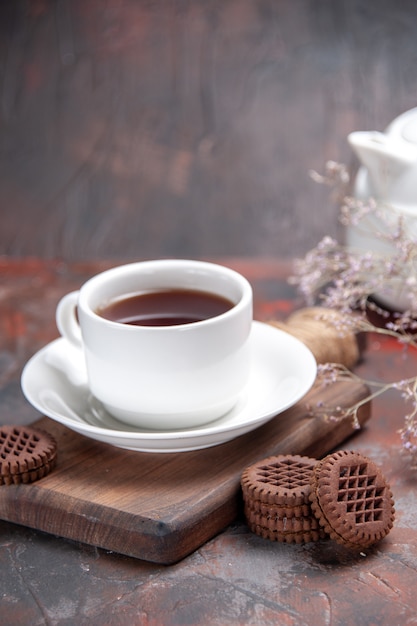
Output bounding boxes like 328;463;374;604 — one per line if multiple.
346;108;417;311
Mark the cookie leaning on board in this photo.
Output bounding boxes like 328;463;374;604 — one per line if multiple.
0;425;57;485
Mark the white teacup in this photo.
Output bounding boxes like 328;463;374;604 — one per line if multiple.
56;259;253;429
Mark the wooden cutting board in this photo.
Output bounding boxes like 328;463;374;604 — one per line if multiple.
0;380;371;564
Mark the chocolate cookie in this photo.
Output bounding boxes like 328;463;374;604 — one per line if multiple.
244;506;325;544
0;425;57;485
309;450;395;549
241;454;325;543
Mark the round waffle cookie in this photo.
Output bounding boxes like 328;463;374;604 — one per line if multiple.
309;450;395;549
241;454;325;543
0;425;57;485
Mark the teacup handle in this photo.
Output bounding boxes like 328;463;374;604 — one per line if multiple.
56;291;83;348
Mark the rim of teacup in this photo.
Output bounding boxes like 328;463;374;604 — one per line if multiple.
77;259;253;331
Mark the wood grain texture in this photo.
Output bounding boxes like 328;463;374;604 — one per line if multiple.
0;379;371;564
2;0;417;260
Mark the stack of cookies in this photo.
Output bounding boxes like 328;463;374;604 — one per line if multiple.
241;450;395;550
0;425;57;485
241;454;327;544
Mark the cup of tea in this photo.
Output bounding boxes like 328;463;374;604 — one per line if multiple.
56;259;253;429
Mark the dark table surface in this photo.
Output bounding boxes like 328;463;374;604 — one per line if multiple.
1;257;417;626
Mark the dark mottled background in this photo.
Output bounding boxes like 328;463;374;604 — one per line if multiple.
1;0;417;260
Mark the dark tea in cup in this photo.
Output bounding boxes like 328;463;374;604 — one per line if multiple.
97;289;234;327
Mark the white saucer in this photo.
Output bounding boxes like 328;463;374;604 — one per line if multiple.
21;321;317;453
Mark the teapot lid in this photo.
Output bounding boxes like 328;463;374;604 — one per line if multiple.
402;119;417;143
387;108;417;143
